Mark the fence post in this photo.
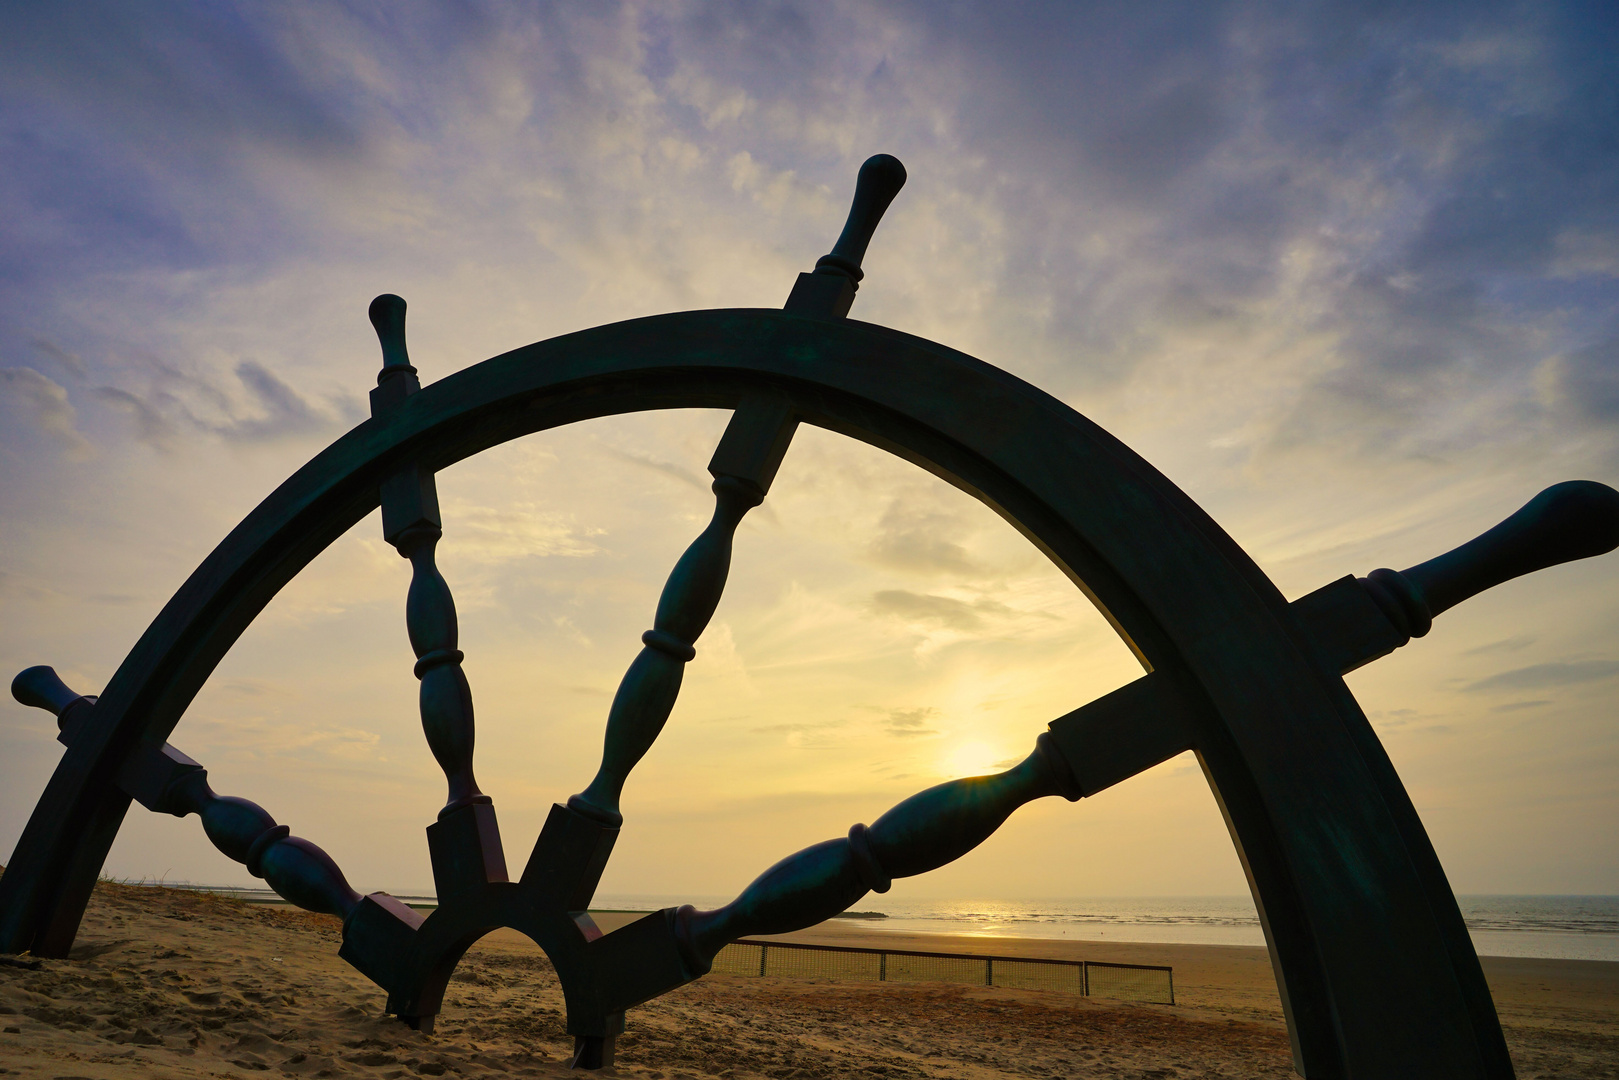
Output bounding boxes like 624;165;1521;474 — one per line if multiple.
985;959;993;987
1168;967;1175;1005
1082;961;1090;997
879;952;887;981
758;944;767;978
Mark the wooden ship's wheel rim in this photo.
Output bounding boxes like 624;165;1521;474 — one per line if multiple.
12;155;1615;1078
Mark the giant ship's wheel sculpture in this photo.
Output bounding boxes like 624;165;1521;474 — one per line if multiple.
3;156;1616;1079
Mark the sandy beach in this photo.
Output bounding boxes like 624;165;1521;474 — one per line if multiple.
1;881;1613;1079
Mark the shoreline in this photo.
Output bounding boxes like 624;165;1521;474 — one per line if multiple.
190;886;1619;961
588;908;1619;963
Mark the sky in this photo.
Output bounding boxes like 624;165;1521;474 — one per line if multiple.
1;2;1616;907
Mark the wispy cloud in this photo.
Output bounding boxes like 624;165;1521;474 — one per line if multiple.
1462;635;1537;657
91;385;180;452
0;367;91;459
222;360;335;440
445;502;604;563
867;498;987;579
85;358;356;450
868;589;1055;634
883;706;938;738
30;338;86;379
594;442;709;493
1464;660;1619;693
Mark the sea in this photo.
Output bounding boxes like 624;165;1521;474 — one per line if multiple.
189;887;1619;963
591;894;1619;963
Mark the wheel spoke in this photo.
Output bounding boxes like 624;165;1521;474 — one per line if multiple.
370;296;486;812
666;728;1080;968
161;771;363;918
568;398;795;827
369;294;508;898
567;158;911;831
11;666;396;926
623;676;1202;973
397;525;483;811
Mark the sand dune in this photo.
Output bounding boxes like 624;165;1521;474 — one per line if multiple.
0;880;1613;1078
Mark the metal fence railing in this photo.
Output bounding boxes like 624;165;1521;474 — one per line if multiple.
709;939;1174;1005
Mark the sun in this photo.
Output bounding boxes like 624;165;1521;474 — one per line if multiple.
941;740;1003;778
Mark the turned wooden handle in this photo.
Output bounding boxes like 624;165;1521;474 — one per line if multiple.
865;732;1080;878
816;154;908;283
368;293;413;376
11;666;90;719
10;665;367;921
398;525;486;816
570;477;763;826
1364;480;1619;638
676;732;1079;967
366;293;485;817
164;771;364;920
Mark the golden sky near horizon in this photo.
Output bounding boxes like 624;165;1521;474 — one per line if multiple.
2;3;1616;903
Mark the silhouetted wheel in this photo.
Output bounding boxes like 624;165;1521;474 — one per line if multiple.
9;155;1613;1079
